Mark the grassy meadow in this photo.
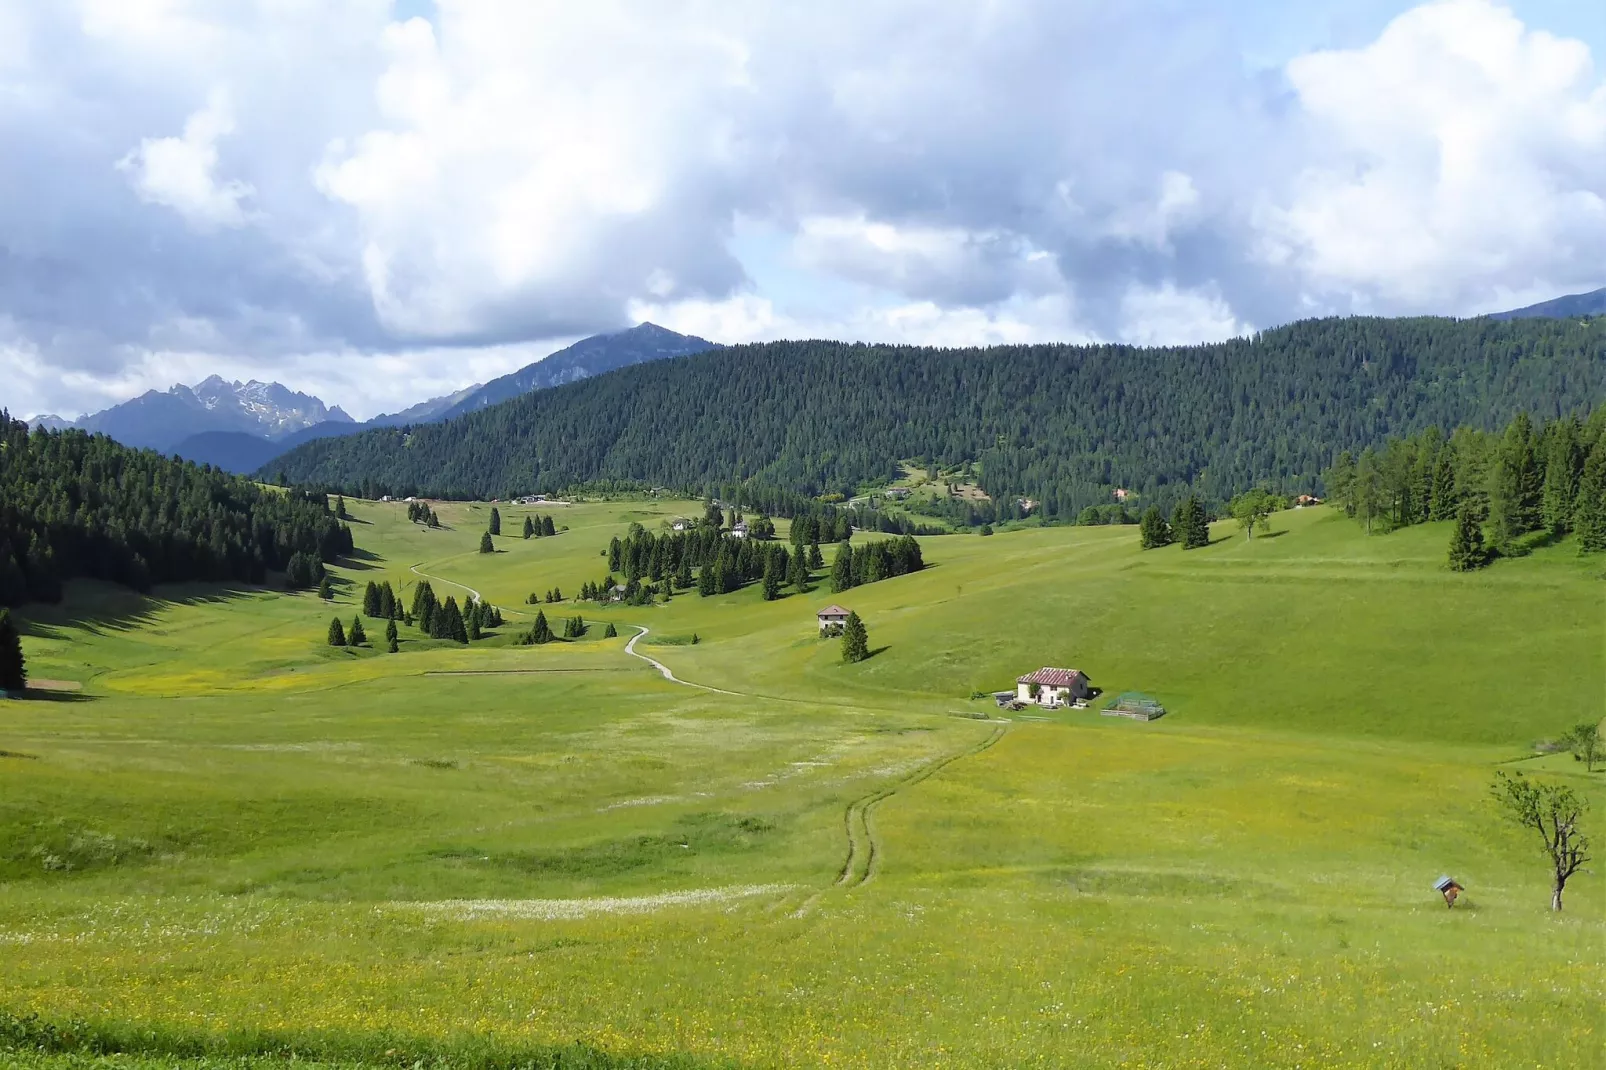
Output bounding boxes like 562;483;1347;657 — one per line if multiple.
1;497;1602;1068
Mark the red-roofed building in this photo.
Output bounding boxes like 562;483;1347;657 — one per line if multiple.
1015;667;1092;707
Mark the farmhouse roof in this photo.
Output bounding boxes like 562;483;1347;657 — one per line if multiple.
817;605;852;618
1017;667;1085;687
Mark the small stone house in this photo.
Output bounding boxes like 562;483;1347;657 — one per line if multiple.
730;520;749;539
817;605;852;635
1015;667;1091;708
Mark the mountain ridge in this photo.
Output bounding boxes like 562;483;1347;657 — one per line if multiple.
264;315;1606;515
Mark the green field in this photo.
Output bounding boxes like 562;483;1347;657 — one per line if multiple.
2;499;1602;1068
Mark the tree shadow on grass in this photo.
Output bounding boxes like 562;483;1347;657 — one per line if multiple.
8;688;93;703
14;579;270;640
864;645;891;660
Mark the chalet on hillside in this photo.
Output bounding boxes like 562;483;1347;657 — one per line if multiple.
730;520;749;539
817;605;852;635
1015;667;1092;708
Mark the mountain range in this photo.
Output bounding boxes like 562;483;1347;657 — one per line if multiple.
29;323;718;473
1487;285;1606;320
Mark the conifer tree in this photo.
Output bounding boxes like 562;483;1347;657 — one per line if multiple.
479;531;494;553
841;611;869;664
831;541;855;593
762;559;781;600
530;609;553;644
467;609;481;641
379;582;396;620
349;616;367;646
1138;505;1173;549
1574;440;1606;554
1542;420;1582;535
334;495;349;519
488;506;501;536
604;622;618;638
1173;495;1209;549
1488;413;1543;548
0;609;26;692
1447;504;1488;572
523;516;535;539
411;580;436;620
541;516;556;537
327;616;346;646
362;581;381;617
808;543;824;570
385;617;399;652
439;596;467;643
698;563;716;596
789;548;811;591
1429;454;1458;520
318;577;333;600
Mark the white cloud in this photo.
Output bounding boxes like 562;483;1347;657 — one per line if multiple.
118;91;255;230
2;0;1605;421
1257;0;1606;312
1120;283;1251;347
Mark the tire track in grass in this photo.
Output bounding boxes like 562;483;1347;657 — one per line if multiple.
836;722;1009;890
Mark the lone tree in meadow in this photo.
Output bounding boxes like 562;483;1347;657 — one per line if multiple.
1230;489;1275;539
348;616;367;646
1491;771;1590;912
1138;505;1174;549
385;618;399;653
604;622;618;638
317;576;333;600
523;516;535;539
1563;721;1603;772
327;616;347;647
1447;504;1488;572
479;530;495;554
488;506;501;536
0;609;27;692
841;611;869;664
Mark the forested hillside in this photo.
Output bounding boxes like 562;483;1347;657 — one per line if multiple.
0;414;352;606
268;316;1606;518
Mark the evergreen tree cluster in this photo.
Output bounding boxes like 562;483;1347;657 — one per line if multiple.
828;535;926;594
0;414;353;607
406;500;441;527
520;514;557;539
405;580;501;644
268;317;1606;518
1325;409;1606;558
561;614;587;639
1170;496;1212;549
361;580;400;620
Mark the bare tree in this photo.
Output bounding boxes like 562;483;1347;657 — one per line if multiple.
1491;772;1590;912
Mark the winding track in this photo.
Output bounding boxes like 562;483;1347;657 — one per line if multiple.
836;722;1010;890
409;557;1008;896
409;562;482;605
623;626;741;696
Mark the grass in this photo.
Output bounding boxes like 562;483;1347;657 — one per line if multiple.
1;498;1601;1068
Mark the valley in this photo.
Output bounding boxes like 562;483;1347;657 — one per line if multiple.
3;496;1600;1068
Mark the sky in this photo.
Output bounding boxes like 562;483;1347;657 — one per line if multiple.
2;0;1604;421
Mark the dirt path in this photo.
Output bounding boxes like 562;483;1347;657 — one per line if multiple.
409;562;482;604
836;722;1009;890
623;627;741;696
